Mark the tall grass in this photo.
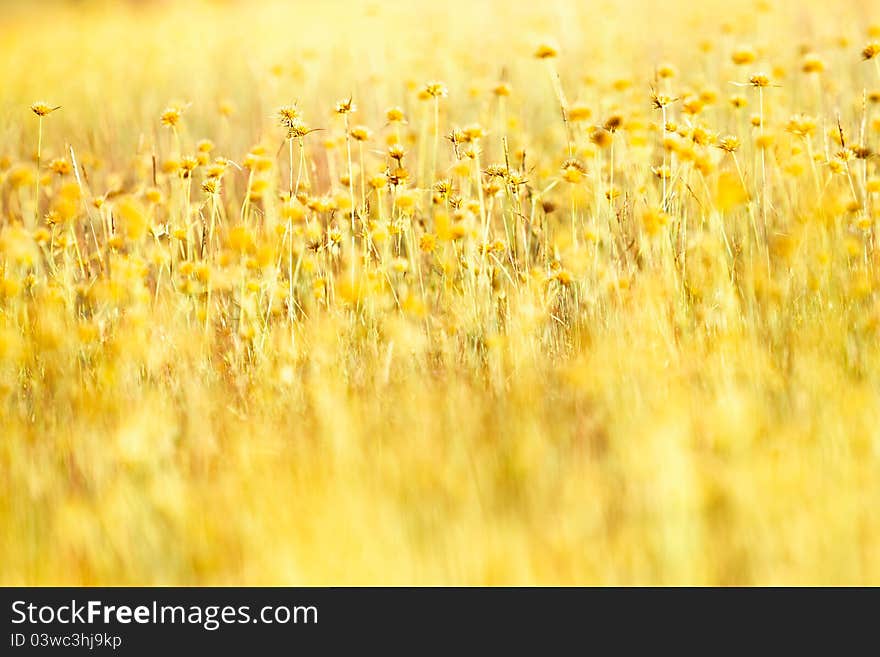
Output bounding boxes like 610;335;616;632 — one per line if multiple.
1;0;880;584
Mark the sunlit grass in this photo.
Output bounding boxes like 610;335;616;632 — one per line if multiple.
1;0;880;585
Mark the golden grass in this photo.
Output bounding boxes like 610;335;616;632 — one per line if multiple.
2;0;880;584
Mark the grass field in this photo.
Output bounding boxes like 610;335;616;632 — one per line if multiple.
2;0;880;584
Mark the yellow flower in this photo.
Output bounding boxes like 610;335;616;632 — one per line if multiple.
534;42;559;59
160;106;183;127
31;101;60;117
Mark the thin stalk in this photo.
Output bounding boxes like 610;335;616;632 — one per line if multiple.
34;117;43;225
288;137;295;197
661;105;668;211
343;113;357;285
431;96;440;193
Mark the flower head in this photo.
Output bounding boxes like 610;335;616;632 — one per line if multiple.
534;42;559;59
31;102;60;117
717;135;741;153
350;125;372;141
277;104;301;128
160;106;183;128
863;41;880;60
335;98;357;114
423;81;448;98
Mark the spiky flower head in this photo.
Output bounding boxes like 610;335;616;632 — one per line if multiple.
162;105;186;128
651;92;676;109
484;164;509;178
287;119;311;139
423;81;448;98
748;73;771;88
277;104;301;129
432;179;451;195
335;98;357;114
561;158;587;183
388;144;406;162
49;157;71;175
717;135;741;152
179;155;199;178
31;101;60;117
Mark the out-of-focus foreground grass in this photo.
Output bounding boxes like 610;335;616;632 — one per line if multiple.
1;0;880;584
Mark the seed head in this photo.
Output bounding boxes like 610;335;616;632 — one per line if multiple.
603;114;624;132
561;159;586;183
589;126;612;148
484;164;508;178
561;158;586;172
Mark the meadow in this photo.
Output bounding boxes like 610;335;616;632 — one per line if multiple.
1;0;880;584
